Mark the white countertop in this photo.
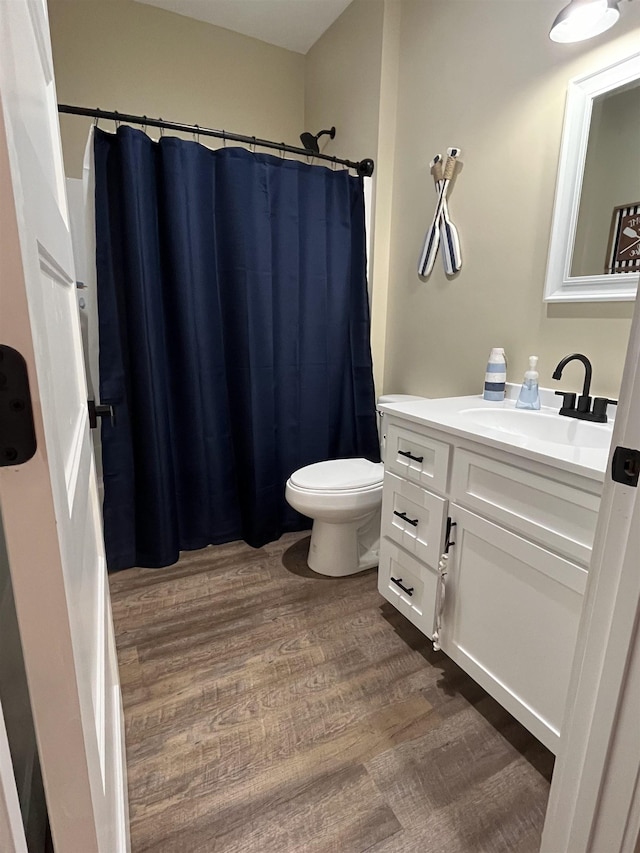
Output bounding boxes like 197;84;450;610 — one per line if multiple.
379;385;614;482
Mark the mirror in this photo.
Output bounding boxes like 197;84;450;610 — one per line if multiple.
544;50;640;302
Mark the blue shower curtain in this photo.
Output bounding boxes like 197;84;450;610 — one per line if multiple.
93;126;379;571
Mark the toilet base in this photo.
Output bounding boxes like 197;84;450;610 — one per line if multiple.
307;509;381;577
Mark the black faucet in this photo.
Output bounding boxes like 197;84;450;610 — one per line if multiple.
552;353;616;423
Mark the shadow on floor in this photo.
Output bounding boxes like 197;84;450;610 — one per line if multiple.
379;599;556;784
281;534;377;584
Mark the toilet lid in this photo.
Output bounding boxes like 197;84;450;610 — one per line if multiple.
290;458;384;491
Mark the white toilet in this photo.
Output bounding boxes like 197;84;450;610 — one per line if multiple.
285;395;425;577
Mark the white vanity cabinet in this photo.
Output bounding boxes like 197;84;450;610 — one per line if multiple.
377;412;603;753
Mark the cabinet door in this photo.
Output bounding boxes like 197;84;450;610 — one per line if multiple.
378;538;439;638
441;506;587;753
381;471;448;568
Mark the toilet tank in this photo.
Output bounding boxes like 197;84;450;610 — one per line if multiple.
377;395;426;460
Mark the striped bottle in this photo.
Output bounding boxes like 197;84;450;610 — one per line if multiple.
483;347;506;401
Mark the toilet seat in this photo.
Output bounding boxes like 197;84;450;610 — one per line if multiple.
290;458;383;492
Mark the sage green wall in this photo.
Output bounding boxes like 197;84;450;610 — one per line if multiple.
383;0;640;401
48;0;305;178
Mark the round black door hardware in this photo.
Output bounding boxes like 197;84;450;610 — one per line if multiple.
0;345;37;466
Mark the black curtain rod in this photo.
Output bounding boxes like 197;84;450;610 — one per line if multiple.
58;104;375;178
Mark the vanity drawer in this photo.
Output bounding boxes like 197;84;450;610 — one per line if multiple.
378;537;438;637
385;421;450;494
451;449;601;566
381;471;448;568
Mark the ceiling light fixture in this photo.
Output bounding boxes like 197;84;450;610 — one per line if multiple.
550;0;621;43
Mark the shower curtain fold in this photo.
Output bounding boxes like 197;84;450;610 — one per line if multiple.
93;126;379;571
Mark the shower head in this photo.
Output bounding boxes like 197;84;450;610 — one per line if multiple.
300;131;319;153
299;126;336;154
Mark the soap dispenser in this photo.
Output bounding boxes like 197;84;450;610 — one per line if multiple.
516;356;540;410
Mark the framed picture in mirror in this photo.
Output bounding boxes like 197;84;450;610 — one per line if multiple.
606;203;640;273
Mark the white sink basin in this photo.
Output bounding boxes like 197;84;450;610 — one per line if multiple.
457;407;613;450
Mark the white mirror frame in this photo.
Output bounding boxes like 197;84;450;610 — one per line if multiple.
544;50;640;303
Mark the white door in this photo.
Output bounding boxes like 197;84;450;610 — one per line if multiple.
542;295;640;848
0;1;129;851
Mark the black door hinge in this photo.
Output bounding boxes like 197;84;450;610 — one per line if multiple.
611;446;640;487
0;345;37;466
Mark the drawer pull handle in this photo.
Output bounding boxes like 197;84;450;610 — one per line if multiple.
444;517;457;554
394;510;419;527
398;449;424;463
391;577;414;596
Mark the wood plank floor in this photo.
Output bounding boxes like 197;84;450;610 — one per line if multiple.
109;532;554;853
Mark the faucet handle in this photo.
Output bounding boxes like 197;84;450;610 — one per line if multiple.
592;397;617;421
555;391;576;412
